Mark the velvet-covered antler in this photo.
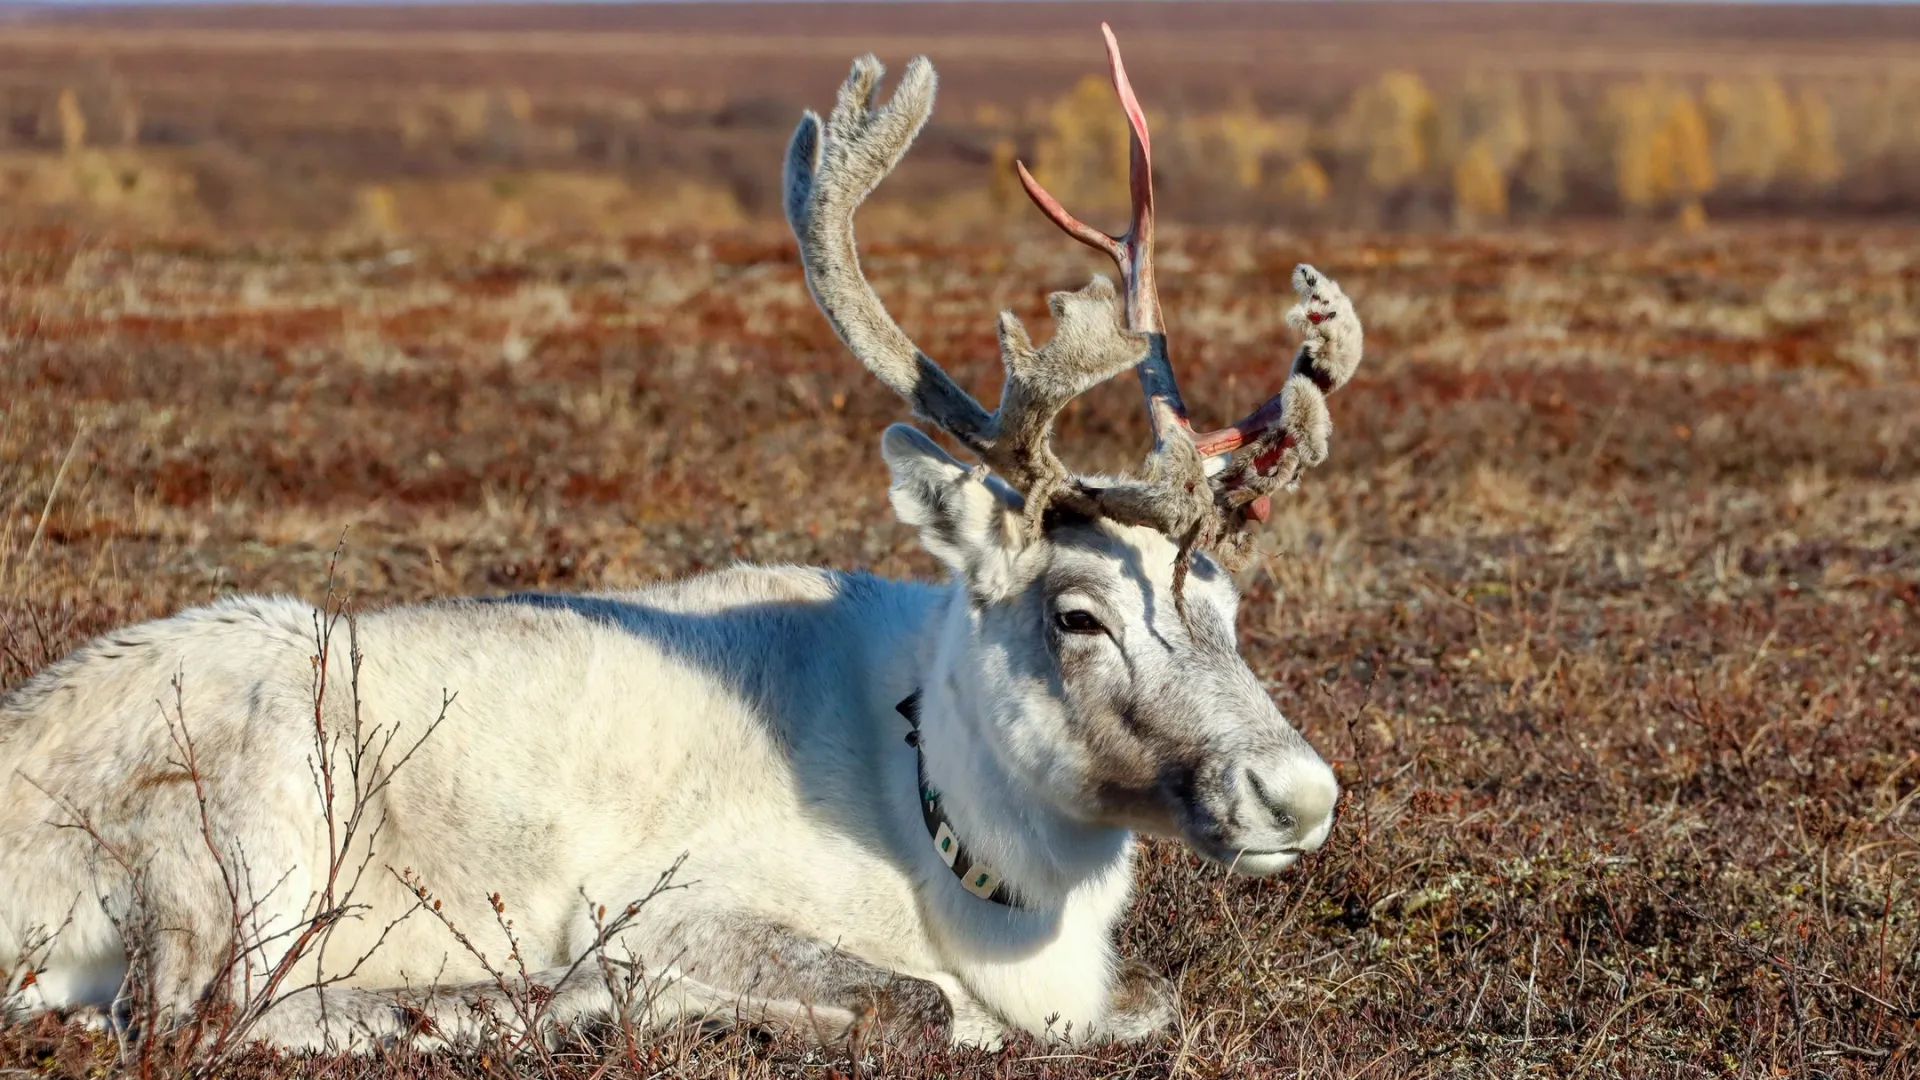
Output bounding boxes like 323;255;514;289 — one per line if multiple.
784;55;1150;528
1015;25;1365;563
785;30;1365;585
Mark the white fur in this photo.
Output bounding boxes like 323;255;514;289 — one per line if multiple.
0;429;1337;1051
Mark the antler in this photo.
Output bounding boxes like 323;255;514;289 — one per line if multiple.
1015;24;1183;448
1189;266;1364;522
786;33;1364;587
1016;24;1365;550
784;54;1150;527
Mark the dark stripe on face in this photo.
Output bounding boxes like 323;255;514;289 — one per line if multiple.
1184;596;1238;655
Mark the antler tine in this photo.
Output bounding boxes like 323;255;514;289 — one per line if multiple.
789;45;1363;557
1017;23;1190;444
1013;28;1366;551
787;54;1149;526
785;55;995;449
1198;265;1365;522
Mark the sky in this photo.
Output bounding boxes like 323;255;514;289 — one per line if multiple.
24;0;1920;6
14;0;1918;10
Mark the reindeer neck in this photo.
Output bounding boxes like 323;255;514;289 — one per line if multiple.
905;592;1133;909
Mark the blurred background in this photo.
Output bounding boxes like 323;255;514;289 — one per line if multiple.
4;0;1920;238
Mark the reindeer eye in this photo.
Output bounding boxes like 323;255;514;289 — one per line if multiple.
1055;610;1104;635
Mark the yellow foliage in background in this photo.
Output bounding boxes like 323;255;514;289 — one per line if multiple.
1453;139;1509;226
1607;79;1715;224
57;89;86;155
0;148;197;227
356;184;400;237
1342;70;1437;191
493;197;529;239
1521;78;1575;212
1791;86;1843;190
1031;74;1131;213
13;45;1920;239
1182;92;1308;192
1706;75;1798;191
1279;157;1330;208
396;86;562;161
54;58;140;155
1668;97;1716;198
1441;75;1529;173
1702;77;1839;193
1440;75;1528;226
1844;77;1920;166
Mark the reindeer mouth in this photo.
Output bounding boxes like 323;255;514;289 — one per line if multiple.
1176;813;1312;875
1217;846;1306;876
1160;766;1324;875
1186;839;1301;873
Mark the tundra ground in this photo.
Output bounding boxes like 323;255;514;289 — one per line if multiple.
1;221;1915;1077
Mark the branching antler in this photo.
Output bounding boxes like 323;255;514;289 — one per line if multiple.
1015;24;1178;441
1191;266;1364;520
785;28;1365;580
1015;23;1365;562
784;54;1150;527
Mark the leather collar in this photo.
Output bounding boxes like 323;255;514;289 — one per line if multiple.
896;691;1020;907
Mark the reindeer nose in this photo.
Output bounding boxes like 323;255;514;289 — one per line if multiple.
1245;754;1339;851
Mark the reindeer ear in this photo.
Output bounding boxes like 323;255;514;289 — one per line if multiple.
880;424;1028;600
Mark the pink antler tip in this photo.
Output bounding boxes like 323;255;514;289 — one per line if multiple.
1100;24;1152;162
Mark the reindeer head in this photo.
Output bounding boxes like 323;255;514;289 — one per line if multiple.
784;28;1362;875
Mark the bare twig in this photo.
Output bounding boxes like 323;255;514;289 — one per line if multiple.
10;421;88;589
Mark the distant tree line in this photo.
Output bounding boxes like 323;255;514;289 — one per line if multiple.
1015;69;1897;230
5;57;1920;233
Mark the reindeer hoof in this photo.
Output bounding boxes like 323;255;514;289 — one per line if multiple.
1101;958;1178;1042
869;974;953;1044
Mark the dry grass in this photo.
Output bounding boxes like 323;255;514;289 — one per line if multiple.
1;218;1916;1078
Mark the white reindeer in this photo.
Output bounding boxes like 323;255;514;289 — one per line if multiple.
0;28;1363;1051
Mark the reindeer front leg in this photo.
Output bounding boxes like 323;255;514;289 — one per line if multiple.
630;907;955;1044
272;910;964;1051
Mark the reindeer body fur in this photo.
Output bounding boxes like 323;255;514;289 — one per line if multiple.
1;560;1153;1048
